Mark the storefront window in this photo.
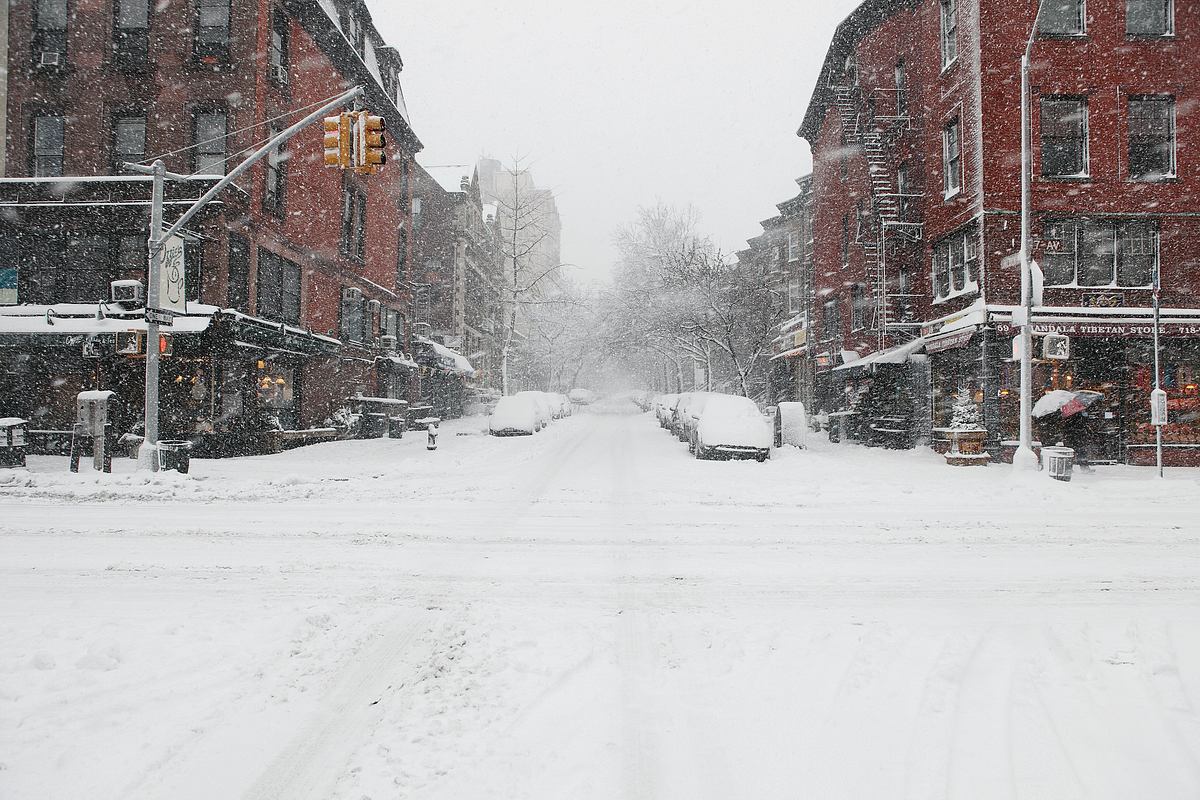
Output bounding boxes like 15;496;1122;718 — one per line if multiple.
257;363;294;410
1130;341;1200;445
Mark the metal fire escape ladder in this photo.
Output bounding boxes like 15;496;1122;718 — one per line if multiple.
831;85;923;350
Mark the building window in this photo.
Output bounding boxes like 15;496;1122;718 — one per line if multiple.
113;0;149;67
227;233;249;311
1128;96;1175;180
1039;0;1085;35
895;61;907;117
787;230;799;262
263;127;287;214
841;214;850;267
1041;219;1157;287
32;114;65;177
63;235;113;302
269;11;289;84
117;233;146;278
195;0;231;61
939;0;958;68
931;226;980;301
34;0;68;64
396;229;408;288
788;277;801;314
851;284;869;331
823;298;841;342
340;180;366;261
896;164;911;219
339;287;367;342
1127;0;1173;35
1040;97;1089;177
256;249;300;324
192;110;227;175
942;117;962;197
112;114;145;172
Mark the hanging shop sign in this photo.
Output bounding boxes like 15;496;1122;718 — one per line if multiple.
1042;333;1070;360
159;235;188;314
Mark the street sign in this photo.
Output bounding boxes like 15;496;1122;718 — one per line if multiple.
1043;333;1070;360
145;307;176;326
159;235;187;314
1151;388;1168;426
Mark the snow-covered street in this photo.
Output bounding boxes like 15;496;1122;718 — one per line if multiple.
4;407;1200;799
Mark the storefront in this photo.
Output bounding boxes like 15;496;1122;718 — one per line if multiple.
0;303;342;456
987;310;1200;466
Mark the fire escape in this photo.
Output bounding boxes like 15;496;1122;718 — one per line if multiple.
829;83;924;349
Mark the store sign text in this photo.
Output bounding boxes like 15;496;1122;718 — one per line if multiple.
994;321;1200;337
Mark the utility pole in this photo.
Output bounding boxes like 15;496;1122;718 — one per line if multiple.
128;85;365;470
1014;0;1045;473
1153;258;1163;477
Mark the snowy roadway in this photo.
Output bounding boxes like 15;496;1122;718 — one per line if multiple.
3;408;1200;799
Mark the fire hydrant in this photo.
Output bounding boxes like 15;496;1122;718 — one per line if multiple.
426;418;440;450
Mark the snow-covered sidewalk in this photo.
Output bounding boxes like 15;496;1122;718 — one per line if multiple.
2;410;1200;799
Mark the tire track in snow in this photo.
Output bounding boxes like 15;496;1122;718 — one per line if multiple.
239;612;426;800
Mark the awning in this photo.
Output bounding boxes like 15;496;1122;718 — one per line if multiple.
376;353;419;369
832;337;926;371
770;345;808;361
414;336;475;376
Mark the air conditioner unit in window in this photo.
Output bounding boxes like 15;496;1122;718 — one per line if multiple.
270;63;288;85
380;334;397;352
110;279;145;308
39;51;62;67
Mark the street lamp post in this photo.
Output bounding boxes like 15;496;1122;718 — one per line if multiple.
1013;1;1044;472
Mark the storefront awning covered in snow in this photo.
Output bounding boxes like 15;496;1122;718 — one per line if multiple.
832;337;926;371
414;336;475;377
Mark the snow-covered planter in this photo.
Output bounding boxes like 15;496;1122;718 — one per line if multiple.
944;387;988;467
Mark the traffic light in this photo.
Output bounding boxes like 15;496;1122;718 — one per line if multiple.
323;114;351;168
355;112;387;173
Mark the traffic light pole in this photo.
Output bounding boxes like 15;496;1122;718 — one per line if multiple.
126;85;364;470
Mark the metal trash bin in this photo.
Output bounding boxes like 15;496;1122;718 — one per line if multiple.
1041;445;1075;482
388;415;406;439
157;440;192;474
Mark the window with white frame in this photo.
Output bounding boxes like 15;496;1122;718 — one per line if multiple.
931;225;979;301
32;114;65;177
1126;0;1173;35
1041;218;1157;287
787;230;798;262
939;0;958;68
896;164;911;218
1038;0;1085;35
788;277;801;314
1128;96;1175;179
942;117;962;197
193;110;227;175
850;284;869;331
1040;96;1089;177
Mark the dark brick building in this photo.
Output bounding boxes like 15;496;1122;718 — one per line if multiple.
801;0;1200;464
0;0;423;452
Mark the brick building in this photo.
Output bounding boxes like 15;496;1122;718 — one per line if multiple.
800;0;1200;463
0;0;422;453
411;163;502;398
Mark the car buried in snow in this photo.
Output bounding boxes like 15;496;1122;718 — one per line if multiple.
489;395;540;436
692;394;772;462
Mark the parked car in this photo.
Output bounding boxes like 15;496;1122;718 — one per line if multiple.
693;394;772;461
654;393;679;428
515;391;554;430
675;392;717;446
489;395;539;436
568;388;595;405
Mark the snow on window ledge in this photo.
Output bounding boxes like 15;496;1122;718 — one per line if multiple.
933;283;979;305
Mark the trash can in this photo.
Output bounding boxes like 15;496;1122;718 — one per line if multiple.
157;440;192;474
1041;445;1075;482
388;415;406;439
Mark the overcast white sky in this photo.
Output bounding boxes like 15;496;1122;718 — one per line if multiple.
374;0;861;281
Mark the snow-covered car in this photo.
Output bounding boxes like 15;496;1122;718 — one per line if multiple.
654;393;679;428
693;394;772;461
489;395;539;436
555;393;573;417
568;388;595;405
515;391;554;430
674;391;716;445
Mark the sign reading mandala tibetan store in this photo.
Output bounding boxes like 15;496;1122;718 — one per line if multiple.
159;235;187;314
994;320;1200;337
